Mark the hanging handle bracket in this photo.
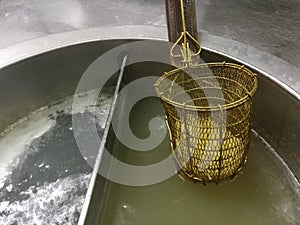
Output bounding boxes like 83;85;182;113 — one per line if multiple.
170;0;201;65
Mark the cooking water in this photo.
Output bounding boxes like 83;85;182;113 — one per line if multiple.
100;97;300;225
0;89;113;225
0;92;299;225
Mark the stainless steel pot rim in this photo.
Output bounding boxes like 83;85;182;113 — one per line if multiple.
0;25;299;101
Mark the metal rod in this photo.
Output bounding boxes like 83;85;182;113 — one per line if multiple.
78;53;128;225
165;0;198;51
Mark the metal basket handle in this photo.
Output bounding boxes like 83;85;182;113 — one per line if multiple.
170;0;201;65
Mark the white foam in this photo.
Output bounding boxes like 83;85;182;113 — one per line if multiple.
0;115;56;189
0;89;113;224
5;184;12;192
0;88;113;190
72;88;113;128
0;173;91;225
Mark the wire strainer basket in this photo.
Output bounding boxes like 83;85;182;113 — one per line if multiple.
155;63;257;184
155;0;257;184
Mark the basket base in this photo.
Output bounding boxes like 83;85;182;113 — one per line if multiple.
176;157;247;185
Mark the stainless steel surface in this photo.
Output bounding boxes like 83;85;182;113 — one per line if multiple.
0;0;299;67
0;0;299;223
78;54;128;225
0;37;299;224
0;38;132;131
0;26;299;97
165;0;198;48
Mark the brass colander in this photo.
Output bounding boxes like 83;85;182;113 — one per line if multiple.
155;63;257;183
155;0;258;184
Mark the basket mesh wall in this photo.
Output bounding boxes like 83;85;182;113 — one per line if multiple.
155;63;257;183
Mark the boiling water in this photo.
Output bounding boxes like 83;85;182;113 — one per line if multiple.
0;89;113;225
100;97;300;225
1;91;299;225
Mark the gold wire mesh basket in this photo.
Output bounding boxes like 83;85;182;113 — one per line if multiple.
155;0;257;184
155;63;257;184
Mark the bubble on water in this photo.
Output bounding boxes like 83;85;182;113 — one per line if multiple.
5;184;13;192
0;117;56;189
0;173;91;225
0;89;113;224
